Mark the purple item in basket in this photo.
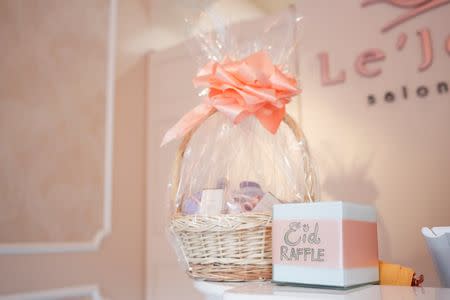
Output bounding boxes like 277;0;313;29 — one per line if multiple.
232;181;264;212
216;177;228;189
240;181;261;189
181;191;202;215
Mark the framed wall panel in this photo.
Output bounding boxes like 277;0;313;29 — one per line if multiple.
0;0;116;254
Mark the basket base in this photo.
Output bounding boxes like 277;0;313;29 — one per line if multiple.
188;263;272;282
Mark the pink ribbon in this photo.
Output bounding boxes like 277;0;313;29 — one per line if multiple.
161;51;301;146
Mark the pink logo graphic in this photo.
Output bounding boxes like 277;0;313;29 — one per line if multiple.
362;0;450;32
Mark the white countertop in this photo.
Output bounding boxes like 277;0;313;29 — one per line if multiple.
194;281;450;300
223;283;450;300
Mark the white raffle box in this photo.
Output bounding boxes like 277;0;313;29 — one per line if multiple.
272;201;379;288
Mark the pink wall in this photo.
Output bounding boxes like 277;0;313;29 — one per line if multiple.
297;0;450;286
0;0;148;298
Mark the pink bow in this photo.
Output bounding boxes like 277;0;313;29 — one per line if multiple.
161;51;301;146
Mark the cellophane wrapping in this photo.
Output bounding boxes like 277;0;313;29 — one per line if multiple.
166;4;320;280
175;113;319;212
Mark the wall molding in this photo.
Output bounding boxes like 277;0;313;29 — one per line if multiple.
0;229;110;254
0;0;117;255
0;285;103;300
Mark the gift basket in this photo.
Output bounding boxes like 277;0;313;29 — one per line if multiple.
162;6;319;281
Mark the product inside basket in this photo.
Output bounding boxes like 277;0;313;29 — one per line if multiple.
174;112;317;217
161;6;320;281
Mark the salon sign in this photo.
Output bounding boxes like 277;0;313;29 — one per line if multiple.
317;0;450;105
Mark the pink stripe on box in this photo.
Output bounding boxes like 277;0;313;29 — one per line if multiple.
343;220;378;268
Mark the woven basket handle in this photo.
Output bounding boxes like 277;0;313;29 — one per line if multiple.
171;109;317;213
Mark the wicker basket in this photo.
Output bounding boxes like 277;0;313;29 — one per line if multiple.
169;110;317;281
